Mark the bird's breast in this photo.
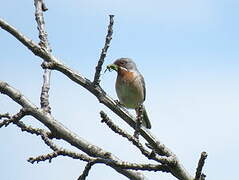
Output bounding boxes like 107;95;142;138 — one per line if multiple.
115;71;144;109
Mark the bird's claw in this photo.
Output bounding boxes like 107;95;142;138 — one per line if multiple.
114;100;124;107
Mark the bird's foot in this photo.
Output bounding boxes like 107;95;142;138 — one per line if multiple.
114;100;124;107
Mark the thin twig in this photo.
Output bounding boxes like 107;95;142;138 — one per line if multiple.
34;0;52;113
93;15;114;86
28;147;170;173
28;151;59;163
28;150;88;164
195;151;208;180
27;131;86;164
0;109;52;137
0;113;11;119
40;131;58;151
0;109;26;127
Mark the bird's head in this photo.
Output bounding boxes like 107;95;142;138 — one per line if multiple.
107;58;137;72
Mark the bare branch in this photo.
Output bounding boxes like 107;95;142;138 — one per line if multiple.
93;15;114;86
27;139;169;174
195;152;208;180
28;148;94;164
28;151;59;164
28;148;170;174
27;132;76;164
34;0;52;113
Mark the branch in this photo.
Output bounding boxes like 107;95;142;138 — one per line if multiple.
0;18;196;180
34;0;52;113
29;148;170;173
195;152;208;180
28;146;94;164
93;15;114;86
28;151;59;163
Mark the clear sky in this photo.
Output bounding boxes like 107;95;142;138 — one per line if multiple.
0;0;239;180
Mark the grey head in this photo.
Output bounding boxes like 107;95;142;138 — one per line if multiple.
113;58;138;71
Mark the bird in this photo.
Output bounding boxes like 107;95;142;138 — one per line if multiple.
107;58;151;129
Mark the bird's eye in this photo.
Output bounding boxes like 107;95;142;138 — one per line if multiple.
120;61;126;66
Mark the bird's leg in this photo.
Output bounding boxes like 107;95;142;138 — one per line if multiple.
134;105;143;139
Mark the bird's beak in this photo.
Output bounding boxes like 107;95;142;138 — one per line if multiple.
106;63;118;72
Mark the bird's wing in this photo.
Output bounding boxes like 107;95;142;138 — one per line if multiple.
140;74;146;101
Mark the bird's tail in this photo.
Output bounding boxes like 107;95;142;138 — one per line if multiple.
136;105;151;129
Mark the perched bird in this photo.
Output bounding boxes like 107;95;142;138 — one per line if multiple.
107;58;151;129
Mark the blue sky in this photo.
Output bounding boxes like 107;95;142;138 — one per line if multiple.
1;0;239;180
